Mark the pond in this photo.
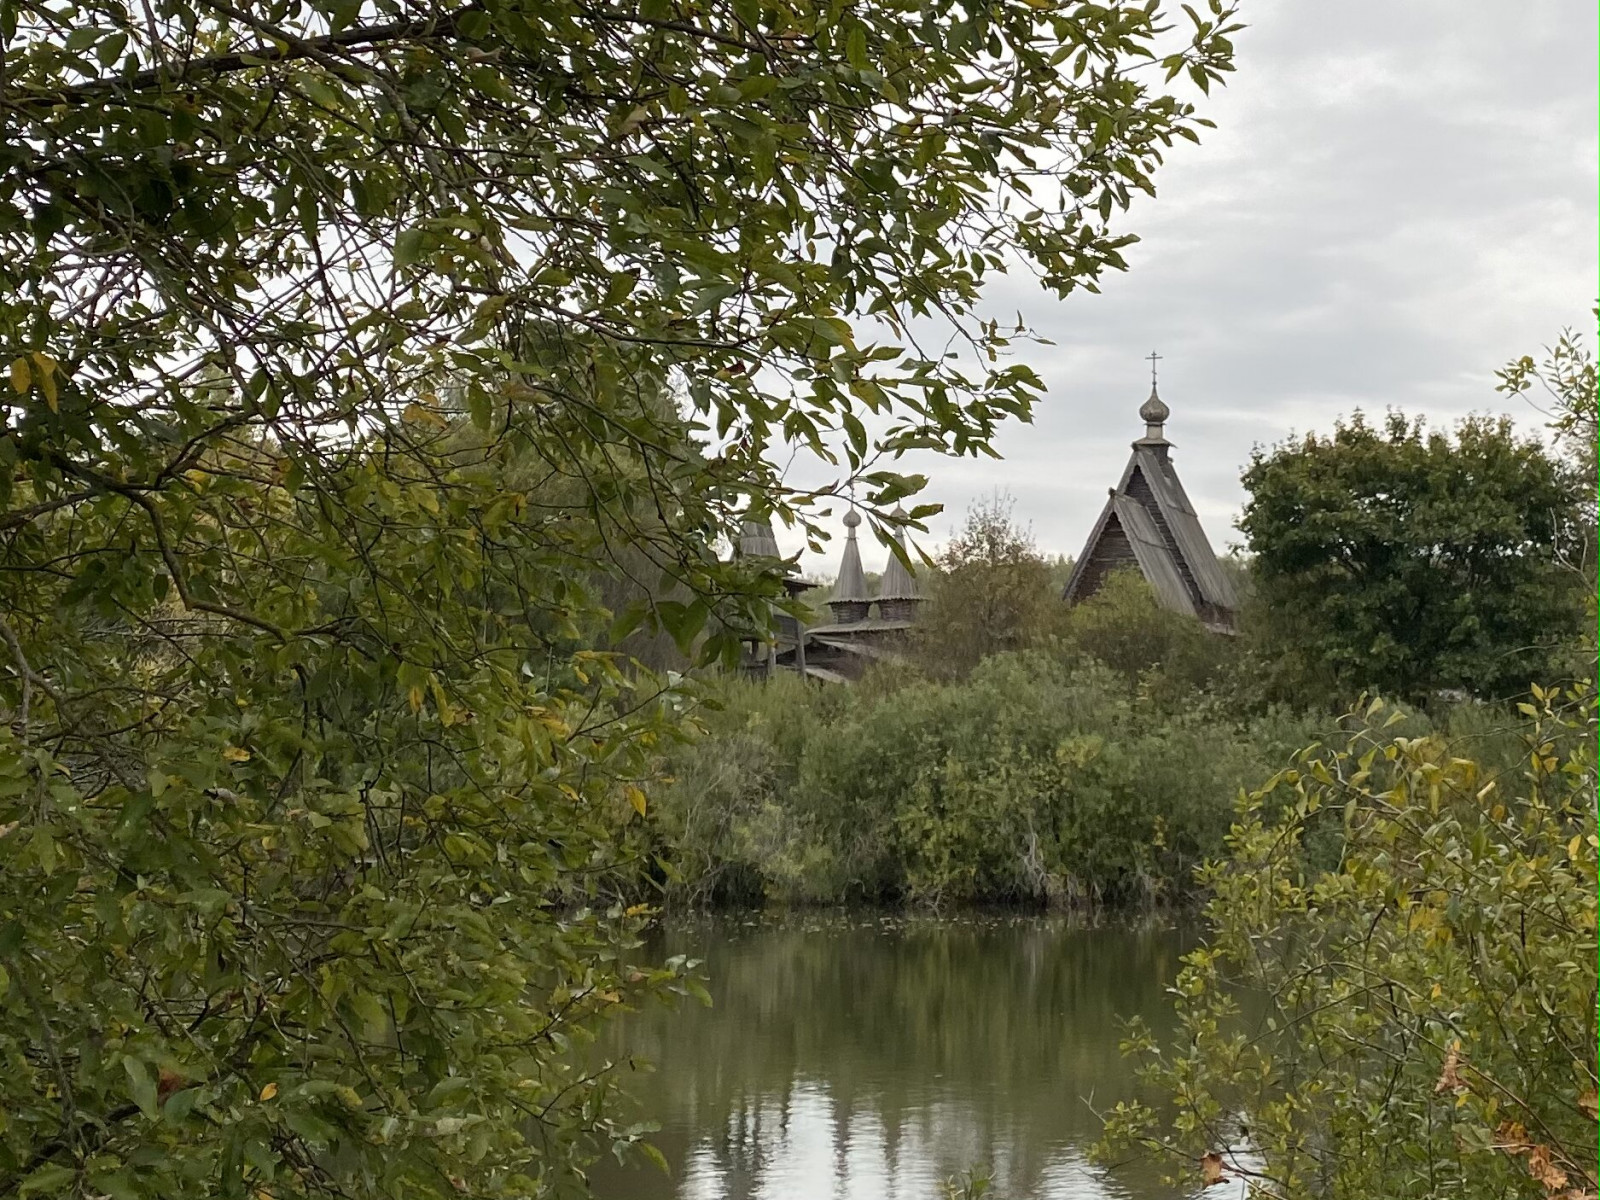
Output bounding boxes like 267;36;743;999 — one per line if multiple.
589;913;1214;1200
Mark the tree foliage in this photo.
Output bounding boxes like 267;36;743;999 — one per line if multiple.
0;386;725;1200
1059;567;1232;699
1497;313;1599;485
1238;412;1588;708
0;1;1243;1195
910;495;1063;676
1496;314;1597;603
3;0;1239;531
1102;685;1598;1200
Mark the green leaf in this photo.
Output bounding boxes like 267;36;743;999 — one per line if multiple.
393;227;428;268
123;1056;159;1119
18;1165;76;1196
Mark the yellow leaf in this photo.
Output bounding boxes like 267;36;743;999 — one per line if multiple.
401;401;448;429
259;1081;278;1101
30;352;57;411
407;685;424;713
9;357;29;395
625;785;647;817
222;746;251;763
1568;834;1583;860
625;903;651;917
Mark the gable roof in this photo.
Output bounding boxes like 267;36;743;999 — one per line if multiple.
1061;445;1236;619
1061;492;1197;616
1125;446;1237;612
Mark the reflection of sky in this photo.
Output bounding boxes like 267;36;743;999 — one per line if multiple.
667;1080;1136;1200
671;1094;1264;1200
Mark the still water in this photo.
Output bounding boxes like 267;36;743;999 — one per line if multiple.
590;914;1211;1200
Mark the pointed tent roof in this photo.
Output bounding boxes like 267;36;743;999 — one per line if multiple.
831;508;870;602
874;507;920;601
1061;383;1237;623
738;518;782;560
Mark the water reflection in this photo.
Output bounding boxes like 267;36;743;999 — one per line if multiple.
591;914;1204;1200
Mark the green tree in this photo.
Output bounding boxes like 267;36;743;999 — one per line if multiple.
1101;686;1598;1200
0;2;1241;1197
1238;412;1587;708
911;495;1062;677
1497;313;1599;482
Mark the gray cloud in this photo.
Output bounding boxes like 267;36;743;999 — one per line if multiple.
783;0;1597;578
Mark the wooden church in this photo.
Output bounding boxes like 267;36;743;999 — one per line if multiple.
735;506;924;682
736;362;1236;683
1060;369;1238;632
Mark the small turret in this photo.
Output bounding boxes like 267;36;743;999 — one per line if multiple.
828;508;871;625
737;518;783;560
873;506;922;623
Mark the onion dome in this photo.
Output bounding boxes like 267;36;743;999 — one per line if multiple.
1139;384;1170;427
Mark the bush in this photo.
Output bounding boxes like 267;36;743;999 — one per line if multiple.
1101;683;1598;1199
655;652;1323;908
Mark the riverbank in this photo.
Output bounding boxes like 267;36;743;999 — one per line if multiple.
647;651;1551;913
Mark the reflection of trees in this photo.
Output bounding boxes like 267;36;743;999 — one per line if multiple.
590;917;1193;1200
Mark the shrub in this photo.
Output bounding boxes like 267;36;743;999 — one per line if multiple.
1101;684;1598;1199
655;653;1323;908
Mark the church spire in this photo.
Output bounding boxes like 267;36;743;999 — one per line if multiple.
828;507;871;625
874;506;922;623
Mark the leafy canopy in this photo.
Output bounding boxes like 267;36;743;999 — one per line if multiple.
3;0;1239;530
0;2;1241;1198
1238;411;1588;708
911;494;1063;676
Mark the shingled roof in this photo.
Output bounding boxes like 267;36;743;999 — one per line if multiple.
875;506;920;595
1061;382;1237;631
737;518;783;559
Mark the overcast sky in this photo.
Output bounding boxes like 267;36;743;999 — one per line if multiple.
785;0;1598;577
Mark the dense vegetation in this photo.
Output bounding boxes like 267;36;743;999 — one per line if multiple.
1090;331;1598;1200
1101;685;1597;1200
653;650;1317;907
655;399;1594;911
0;1;1243;1197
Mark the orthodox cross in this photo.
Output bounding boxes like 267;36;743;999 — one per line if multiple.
1146;350;1162;388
